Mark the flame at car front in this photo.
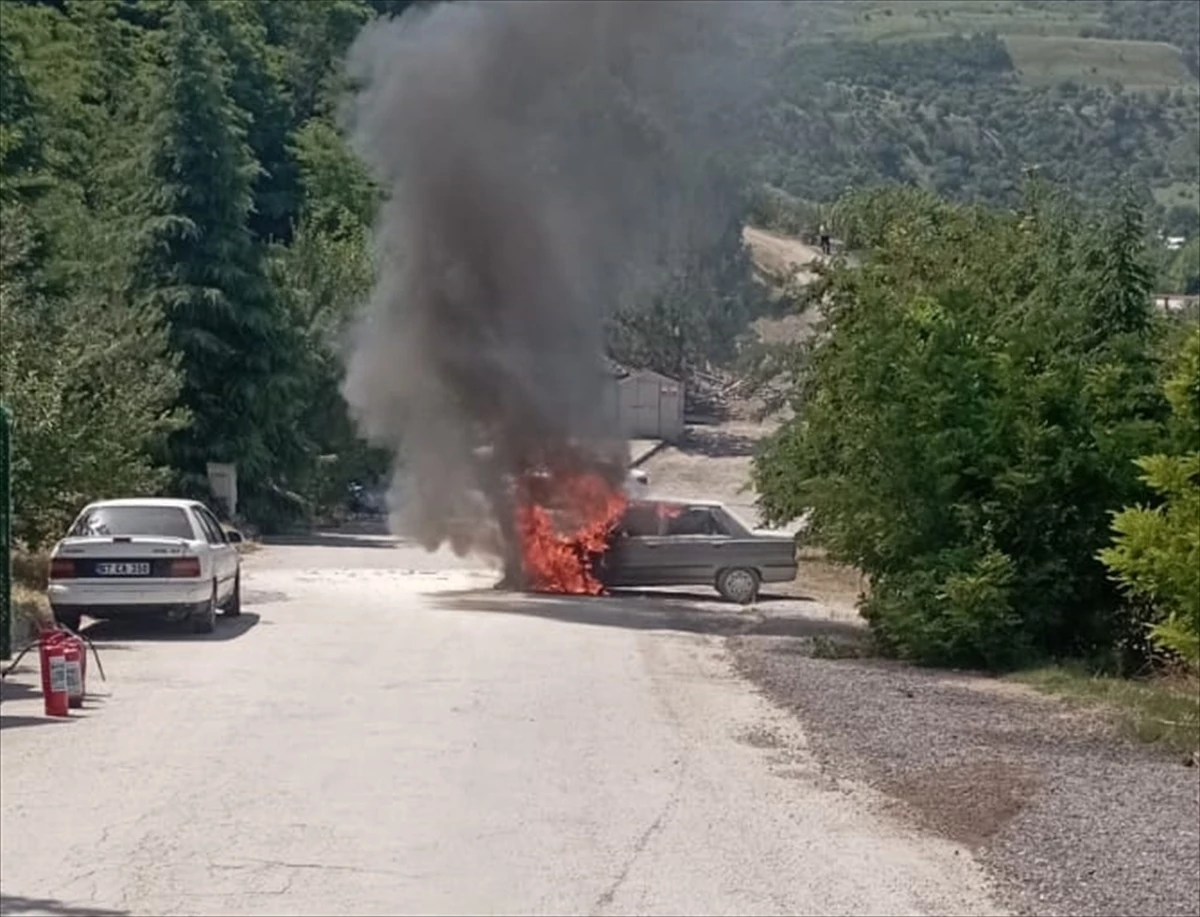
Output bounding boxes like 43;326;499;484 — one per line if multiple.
513;470;628;595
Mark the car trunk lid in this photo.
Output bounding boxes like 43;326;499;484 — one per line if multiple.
54;536;195;580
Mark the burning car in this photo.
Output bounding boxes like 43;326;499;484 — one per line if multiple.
596;499;797;604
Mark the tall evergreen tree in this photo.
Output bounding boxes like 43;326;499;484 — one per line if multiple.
132;0;296;502
195;0;301;245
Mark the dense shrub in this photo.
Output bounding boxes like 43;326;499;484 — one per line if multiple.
753;185;1173;670
1100;328;1200;667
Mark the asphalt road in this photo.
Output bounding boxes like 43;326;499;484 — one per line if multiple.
1;535;1005;917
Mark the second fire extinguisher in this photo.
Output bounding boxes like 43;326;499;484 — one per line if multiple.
38;628;70;718
63;635;84;708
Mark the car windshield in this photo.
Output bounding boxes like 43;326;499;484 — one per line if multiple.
68;506;195;540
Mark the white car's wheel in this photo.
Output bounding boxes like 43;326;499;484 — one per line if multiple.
716;567;760;605
192;585;217;634
223;574;242;617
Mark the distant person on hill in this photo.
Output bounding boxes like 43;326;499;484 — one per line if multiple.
818;223;831;256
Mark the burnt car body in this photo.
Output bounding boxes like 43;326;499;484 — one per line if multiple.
598;499;797;604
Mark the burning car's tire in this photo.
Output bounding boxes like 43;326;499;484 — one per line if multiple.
716;567;760;605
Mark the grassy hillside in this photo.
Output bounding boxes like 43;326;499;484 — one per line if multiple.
757;0;1200;235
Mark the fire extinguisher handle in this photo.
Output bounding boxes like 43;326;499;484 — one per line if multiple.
58;624;107;684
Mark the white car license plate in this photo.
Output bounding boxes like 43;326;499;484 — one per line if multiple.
96;562;151;576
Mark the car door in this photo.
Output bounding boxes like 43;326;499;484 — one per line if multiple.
655;505;731;585
194;506;236;598
603;502;667;587
205;507;239;591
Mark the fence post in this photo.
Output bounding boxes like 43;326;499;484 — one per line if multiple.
1;404;11;660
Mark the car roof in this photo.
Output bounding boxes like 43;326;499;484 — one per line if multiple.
632;497;727;509
80;498;201;511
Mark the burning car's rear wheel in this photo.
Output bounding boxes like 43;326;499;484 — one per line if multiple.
716;567;760;605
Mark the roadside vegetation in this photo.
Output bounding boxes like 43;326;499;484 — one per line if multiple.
1010;665;1199;758
751;184;1199;746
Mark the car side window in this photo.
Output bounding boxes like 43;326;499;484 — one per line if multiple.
204;509;230;545
194;508;225;546
666;507;722;537
619;503;663;537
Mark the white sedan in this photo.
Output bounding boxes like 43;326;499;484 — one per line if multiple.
48;498;244;635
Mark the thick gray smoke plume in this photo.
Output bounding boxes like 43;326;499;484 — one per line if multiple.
341;0;769;573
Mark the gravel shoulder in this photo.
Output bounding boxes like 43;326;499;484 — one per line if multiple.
729;631;1200;917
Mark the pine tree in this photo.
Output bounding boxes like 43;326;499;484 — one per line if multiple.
195;0;301;245
132;0;294;497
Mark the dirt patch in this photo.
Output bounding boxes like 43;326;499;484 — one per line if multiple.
743;225;821;283
884;760;1041;849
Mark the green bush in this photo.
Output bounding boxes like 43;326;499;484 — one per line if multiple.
1100;328;1200;667
0;203;185;548
754;184;1173;670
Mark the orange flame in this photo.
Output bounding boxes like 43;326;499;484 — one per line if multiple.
514;471;628;595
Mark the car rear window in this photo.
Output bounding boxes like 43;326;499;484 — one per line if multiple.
69;506;195;540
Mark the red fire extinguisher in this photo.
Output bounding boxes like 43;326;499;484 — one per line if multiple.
38;628;71;718
1;624;104;719
63;634;84;708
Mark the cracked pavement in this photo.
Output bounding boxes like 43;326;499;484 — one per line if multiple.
2;534;1005;916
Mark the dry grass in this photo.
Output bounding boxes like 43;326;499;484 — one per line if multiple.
12;549;50;592
775;547;866;621
11;582;53;647
743;225;822;285
10;551;54;644
1010;665;1200;759
1005;34;1195;91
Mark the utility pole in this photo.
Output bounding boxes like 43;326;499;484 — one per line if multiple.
1;404;12;660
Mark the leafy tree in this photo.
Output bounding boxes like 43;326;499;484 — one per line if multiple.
1100;327;1200;667
131;1;303;518
1;200;184;548
267;216;386;516
753;185;1172;670
194;0;301;245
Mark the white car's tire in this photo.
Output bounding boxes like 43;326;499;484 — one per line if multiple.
716;567;761;605
192;585;217;634
222;574;242;617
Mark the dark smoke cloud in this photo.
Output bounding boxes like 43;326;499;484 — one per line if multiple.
340;0;775;568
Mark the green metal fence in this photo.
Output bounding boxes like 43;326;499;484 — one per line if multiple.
1;404;11;660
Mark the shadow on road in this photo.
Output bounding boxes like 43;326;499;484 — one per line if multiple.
80;611;261;644
0;714;78;732
0;894;129;916
612;587;815;605
676;427;761;458
260;530;398;549
1;674;42;705
432;589;865;641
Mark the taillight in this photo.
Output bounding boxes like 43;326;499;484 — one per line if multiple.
49;557;76;579
168;558;202;578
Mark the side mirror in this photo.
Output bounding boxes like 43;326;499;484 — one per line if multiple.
225;529;244;544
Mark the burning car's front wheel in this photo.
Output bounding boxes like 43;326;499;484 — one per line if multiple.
716;567;760;605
